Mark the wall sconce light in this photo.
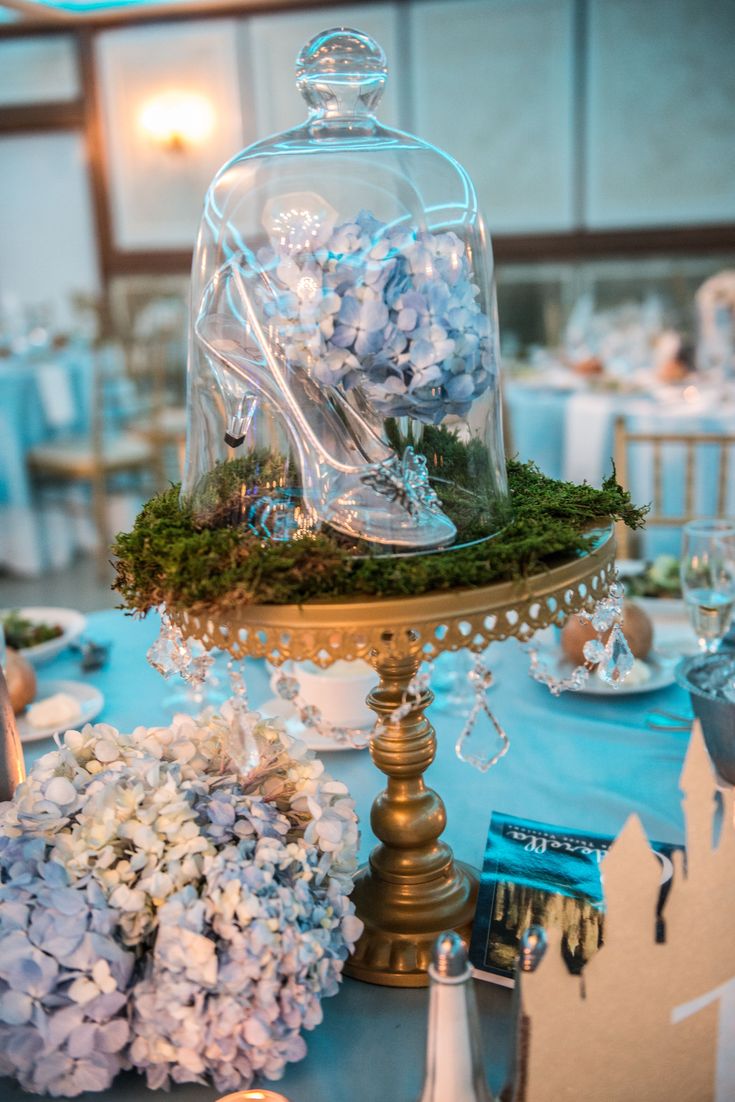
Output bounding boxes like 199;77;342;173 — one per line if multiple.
139;90;215;153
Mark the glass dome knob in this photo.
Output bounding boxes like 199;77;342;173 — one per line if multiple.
296;27;387;118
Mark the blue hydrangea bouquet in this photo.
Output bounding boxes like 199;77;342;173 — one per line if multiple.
0;707;361;1096
255;209;495;425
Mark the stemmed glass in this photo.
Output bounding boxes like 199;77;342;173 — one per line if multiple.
161;649;230;716
680;519;735;653
432;649;476;715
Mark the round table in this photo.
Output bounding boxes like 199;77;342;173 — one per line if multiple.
7;607;696;1102
505;377;735;557
0;345;93;576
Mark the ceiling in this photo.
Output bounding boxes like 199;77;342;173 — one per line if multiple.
0;0;310;25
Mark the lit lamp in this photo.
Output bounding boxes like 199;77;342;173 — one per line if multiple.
139;90;214;153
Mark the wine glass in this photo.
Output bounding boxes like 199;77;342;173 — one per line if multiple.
680;519;735;653
431;649;477;715
161;653;230;716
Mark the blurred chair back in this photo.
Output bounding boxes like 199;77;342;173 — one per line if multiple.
117;290;188;483
122;331;187;483
27;339;159;577
613;415;735;558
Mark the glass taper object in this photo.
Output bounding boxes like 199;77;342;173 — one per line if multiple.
418;932;493;1102
183;27;508;553
679;519;735;654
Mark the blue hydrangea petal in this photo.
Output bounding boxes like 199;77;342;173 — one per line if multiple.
330;326;356;350
446;373;475;401
0;990;33;1025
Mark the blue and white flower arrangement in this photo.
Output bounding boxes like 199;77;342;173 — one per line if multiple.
256;210;496;424
0;705;361;1096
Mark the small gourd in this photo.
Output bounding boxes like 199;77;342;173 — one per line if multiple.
561;601;653;666
5;648;37;714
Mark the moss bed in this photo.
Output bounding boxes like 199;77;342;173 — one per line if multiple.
112;443;646;616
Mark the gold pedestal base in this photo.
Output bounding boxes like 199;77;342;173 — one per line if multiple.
175;528;616;987
344;860;478;987
342;648;477;986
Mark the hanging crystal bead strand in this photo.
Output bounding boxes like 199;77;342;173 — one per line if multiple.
387;663;433;725
227;656;249;705
146;605;214;689
386;653;509;773
147;605;235;719
271;664;374;748
455;651;510;772
524;578;634;695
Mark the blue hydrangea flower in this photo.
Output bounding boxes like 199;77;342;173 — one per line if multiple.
332;293;390;356
253;213;495;419
0;711;361;1096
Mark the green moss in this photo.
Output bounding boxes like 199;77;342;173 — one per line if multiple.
112;447;646;616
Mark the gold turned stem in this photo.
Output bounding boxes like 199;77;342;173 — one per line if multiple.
344;640;478;987
0;666;25;802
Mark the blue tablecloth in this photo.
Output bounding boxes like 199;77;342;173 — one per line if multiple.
0;345;93;575
505;379;735;556
11;606;698;1101
24;609;694;849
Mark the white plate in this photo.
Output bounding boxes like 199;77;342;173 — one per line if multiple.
17;679;104;743
3;607;87;665
260;697;370;752
633;598;700;662
536;649;676;697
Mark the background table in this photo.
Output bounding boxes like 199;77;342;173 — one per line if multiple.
6;607;698;1101
505;377;735;556
0;344;93;576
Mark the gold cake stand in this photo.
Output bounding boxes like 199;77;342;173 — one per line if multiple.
176;527;616;987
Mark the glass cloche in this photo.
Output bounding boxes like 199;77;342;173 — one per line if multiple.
182;27;509;553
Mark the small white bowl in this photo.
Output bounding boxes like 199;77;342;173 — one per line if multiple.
269;659;376;729
3;607;87;665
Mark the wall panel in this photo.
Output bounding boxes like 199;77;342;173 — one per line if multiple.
97;20;243;251
586;0;735;227
0;131;99;323
0;36;79;106
411;0;576;233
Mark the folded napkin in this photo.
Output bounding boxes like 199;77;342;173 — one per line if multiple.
563;391;617;485
35;361;76;430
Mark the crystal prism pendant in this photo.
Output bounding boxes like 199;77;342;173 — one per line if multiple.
597;622;635;685
456;696;509;772
582;638;607;665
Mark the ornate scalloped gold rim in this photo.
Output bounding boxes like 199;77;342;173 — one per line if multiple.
174;526;616;666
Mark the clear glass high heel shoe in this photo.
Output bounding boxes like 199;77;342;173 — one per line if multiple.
183;27;509;554
194;260;457;547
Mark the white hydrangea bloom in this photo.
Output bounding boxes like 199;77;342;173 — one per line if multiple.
0;707;362;1096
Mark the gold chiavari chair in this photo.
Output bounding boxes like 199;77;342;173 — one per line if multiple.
110;283;188;485
123;334;187;484
27;341;159;578
613;415;735;558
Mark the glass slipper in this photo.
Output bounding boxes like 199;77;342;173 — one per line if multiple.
194;289;456;548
